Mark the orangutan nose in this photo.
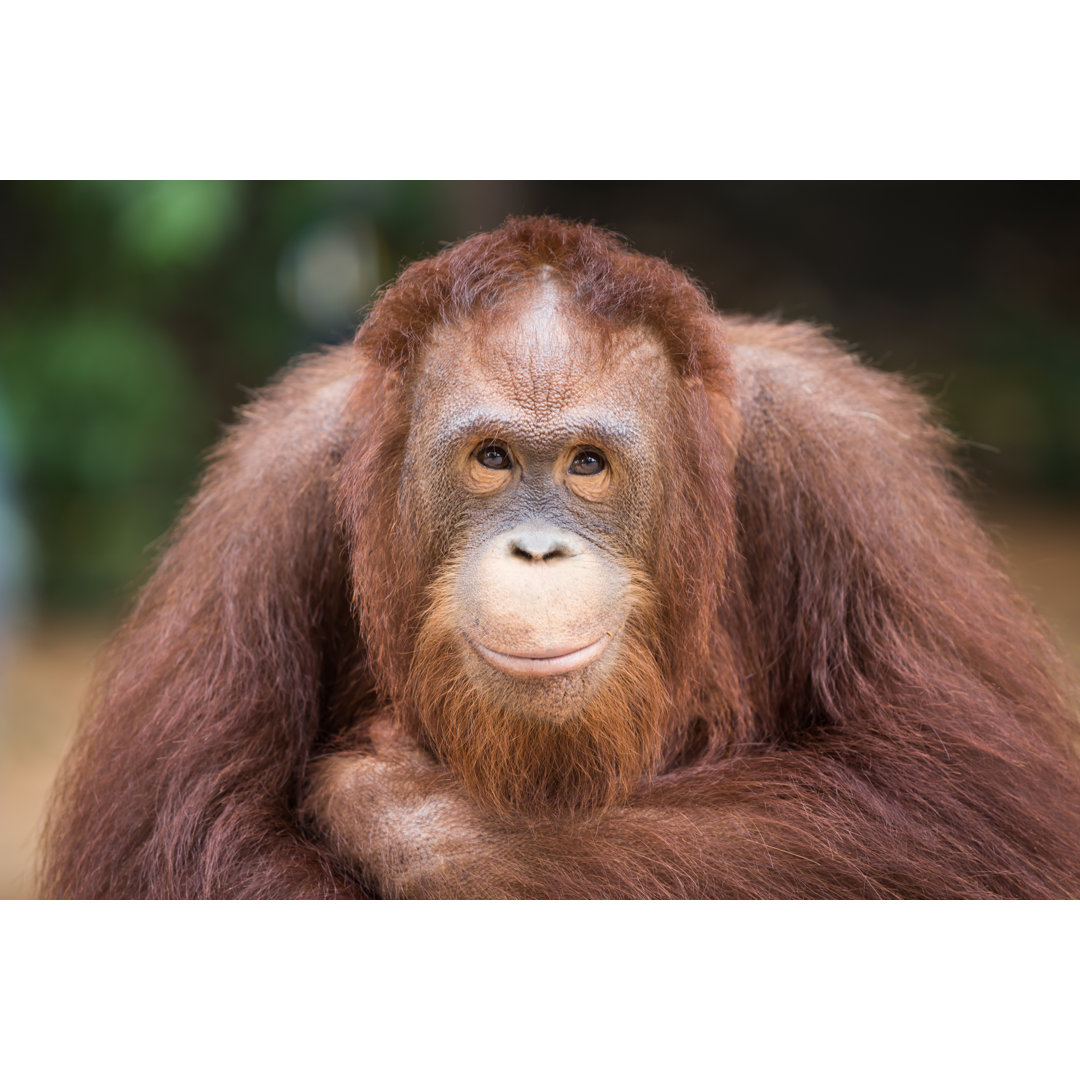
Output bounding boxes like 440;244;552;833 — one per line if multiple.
507;527;581;563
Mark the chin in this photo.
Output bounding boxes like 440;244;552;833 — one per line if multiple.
405;605;667;814
463;629;627;726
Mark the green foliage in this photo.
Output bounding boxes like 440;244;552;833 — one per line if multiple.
0;310;205;605
0;181;444;609
112;181;240;268
2;311;200;481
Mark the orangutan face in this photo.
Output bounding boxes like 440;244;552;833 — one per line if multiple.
402;278;674;728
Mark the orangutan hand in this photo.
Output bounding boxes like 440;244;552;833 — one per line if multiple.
302;715;512;898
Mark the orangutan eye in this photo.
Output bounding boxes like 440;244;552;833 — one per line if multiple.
568;448;606;476
476;441;512;470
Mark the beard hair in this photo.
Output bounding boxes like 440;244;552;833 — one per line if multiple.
401;569;670;818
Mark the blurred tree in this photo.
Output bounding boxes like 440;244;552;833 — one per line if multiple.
0;181;448;609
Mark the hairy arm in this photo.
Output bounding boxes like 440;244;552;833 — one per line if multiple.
303;715;1074;900
304;734;802;900
40;348;378;899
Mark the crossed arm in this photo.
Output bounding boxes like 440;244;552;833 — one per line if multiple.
300;716;991;900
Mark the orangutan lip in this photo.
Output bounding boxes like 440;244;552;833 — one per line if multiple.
468;635;610;677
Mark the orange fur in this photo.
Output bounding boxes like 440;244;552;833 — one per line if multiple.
39;217;1080;899
406;564;668;816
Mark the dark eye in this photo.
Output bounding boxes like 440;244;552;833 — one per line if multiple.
568;448;606;476
476;441;512;470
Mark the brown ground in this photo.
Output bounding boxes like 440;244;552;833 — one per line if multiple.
3;500;1078;900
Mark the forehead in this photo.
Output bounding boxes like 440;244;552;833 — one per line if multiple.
411;282;673;440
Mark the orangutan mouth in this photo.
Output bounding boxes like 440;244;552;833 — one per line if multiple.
468;635;611;678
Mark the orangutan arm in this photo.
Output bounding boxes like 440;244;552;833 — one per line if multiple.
301;734;865;899
39;350;375;899
301;716;1047;900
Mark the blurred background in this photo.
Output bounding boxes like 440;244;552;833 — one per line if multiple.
1;180;1078;898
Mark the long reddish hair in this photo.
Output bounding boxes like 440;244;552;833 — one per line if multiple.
39;216;1080;898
